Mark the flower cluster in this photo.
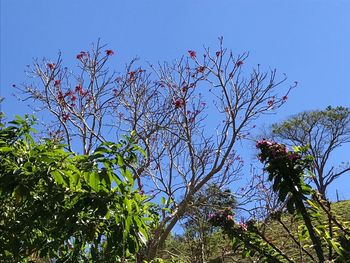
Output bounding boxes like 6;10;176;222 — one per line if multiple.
188;50;196;59
208;210;252;234
255;139;308;166
236;60;244;67
76;51;88;60
173;98;185;109
256;139;314;202
208;209;235;231
105;49;114;56
256;139;289;163
47;63;55;70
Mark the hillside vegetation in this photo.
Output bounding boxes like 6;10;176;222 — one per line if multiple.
160;200;350;262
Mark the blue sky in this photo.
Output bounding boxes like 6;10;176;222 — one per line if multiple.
1;0;350;200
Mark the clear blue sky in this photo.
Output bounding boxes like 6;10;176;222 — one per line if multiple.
1;0;350;200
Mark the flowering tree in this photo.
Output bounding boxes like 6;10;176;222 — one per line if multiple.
17;38;293;260
271;106;350;198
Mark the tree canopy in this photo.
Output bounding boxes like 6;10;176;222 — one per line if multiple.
0;114;156;262
271;106;350;197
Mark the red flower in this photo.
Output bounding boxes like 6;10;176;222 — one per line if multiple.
106;49;114;56
238;221;248;231
188;50;196;59
282;95;288;101
62;113;70;122
268;100;274;107
236;60;244;66
75;85;83;95
174;98;184;109
54;80;60;87
128;71;136;81
76;51;87;60
197;66;205;73
216;51;221;57
71;95;77;102
47;63;55;70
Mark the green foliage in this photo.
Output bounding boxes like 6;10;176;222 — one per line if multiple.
0;115;156;262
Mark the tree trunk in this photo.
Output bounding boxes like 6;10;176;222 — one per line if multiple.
144;198;191;261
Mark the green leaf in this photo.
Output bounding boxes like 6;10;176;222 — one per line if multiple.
85;172;100;191
51;170;68;186
122;168;134;185
160;196;166;205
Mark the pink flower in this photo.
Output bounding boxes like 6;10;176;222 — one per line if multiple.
76;51;87;60
75;85;83;95
256;139;273;148
227;215;234;221
174;98;184;109
197;66;205;73
208;213;215;219
238;221;248;231
188;50;196;59
236;60;244;66
47;63;55;70
54;80;60;87
62;113;70;122
106;49;114;56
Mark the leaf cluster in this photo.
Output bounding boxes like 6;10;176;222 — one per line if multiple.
0;116;156;262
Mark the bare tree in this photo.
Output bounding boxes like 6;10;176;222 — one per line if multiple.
271;106;350;198
17;38;294;260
